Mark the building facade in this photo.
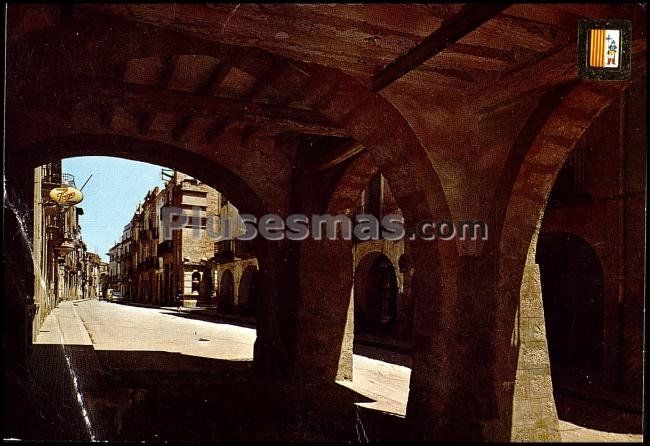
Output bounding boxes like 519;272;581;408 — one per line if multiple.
108;170;261;313
208;199;260;316
31;161;90;339
83;252;106;300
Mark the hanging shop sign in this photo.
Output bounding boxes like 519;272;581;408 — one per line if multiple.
49;186;84;206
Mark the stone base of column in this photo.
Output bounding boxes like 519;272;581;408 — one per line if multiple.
509;248;561;441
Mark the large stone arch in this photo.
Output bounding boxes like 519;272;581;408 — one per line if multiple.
9;6;460;436
490;82;628;441
3;130;297;381
294;145;460;437
8;5;455;232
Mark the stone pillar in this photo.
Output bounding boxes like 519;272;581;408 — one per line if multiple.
405;238;465;439
294;237;354;382
510;237;560;441
253;239;300;381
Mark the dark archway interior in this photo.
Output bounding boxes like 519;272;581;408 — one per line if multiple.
536;233;642;434
355;253;398;338
219;270;235;311
191;271;202;294
536;232;604;375
238;265;260;315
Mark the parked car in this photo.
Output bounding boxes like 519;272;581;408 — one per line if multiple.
108;291;126;303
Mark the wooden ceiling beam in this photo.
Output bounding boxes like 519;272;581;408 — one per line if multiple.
304;139;365;173
173;61;233;142
371;3;511;91
54;78;346;137
138;55;178;136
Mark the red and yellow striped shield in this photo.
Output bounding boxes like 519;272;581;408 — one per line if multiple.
588;29;620;68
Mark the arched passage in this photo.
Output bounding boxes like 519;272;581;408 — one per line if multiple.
238;265;260;315
536;232;604;376
294;148;459;437
353;252;398;338
8;25;462;415
2;132;299;382
10;9;461;438
218;270;235;312
492;81;630;441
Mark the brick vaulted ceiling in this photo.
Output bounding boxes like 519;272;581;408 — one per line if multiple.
6;3;647;220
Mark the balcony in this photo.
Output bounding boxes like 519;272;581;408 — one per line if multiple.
214;240;234;262
57;239;76;255
158;240;173;255
45;224;63;242
137;257;157;271
43;172;77;189
234;238;255;258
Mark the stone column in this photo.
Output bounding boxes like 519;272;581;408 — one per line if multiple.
509;236;560;441
253;239;300;381
294;237;354;382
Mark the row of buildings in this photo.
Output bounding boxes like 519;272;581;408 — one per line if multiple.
107;171;260;315
31;161;109;339
106;169;414;346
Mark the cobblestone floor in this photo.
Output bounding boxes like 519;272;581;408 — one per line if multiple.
34;300;642;442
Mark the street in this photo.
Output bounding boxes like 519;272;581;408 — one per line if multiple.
13;300;640;442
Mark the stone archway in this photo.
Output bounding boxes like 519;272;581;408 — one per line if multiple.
295;148;459;435
353;252;399;338
2;132;299;380
218;270;235;312
10;9;460;437
491;82;629;441
238;265;260;315
536;232;605;379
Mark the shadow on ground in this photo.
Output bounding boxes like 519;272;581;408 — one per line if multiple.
157;308;257;330
4;344;410;442
554;391;643;435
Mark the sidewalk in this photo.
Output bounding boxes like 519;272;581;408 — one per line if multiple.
36;300;94;345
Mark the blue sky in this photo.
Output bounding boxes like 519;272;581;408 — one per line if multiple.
62;157;168;262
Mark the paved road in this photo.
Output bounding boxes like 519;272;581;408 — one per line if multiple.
30;300;641;442
43;300;257;360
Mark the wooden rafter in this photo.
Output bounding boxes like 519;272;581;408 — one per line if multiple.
173;61;233;142
59;77;347;138
305;139;365;173
371;3;511;91
138;55;177;136
202;60;284;144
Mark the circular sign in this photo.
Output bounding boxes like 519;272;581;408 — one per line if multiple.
49;187;84;206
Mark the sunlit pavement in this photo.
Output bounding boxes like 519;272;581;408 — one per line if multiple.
33;300;642;442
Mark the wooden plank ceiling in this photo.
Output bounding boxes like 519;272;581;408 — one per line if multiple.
8;3;647;171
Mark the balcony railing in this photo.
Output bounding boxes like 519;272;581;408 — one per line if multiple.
137;257;157;271
234;238;255;258
43;172;77;188
158;240;173;255
214;239;234;262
